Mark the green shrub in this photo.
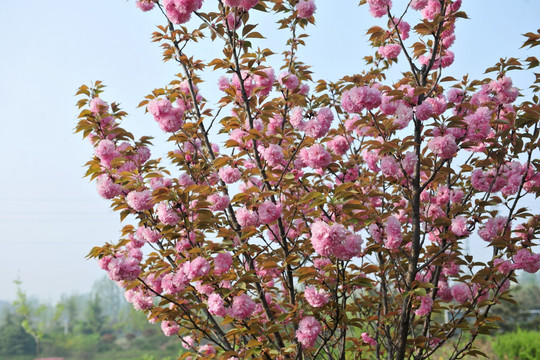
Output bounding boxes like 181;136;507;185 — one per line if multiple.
493;329;540;360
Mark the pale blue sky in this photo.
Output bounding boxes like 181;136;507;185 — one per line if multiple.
0;0;538;301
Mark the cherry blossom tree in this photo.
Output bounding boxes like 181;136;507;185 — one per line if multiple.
75;0;540;359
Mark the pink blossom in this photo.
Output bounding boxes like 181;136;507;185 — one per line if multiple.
335;233;363;260
136;0;155;11
367;0;391;18
327;136;349;155
156;202;180;225
219;166;242;184
447;88;464;104
95;139;120;166
136;226;161;243
415;101;433;121
513;249;540;273
150;176;172;190
161;271;188;294
182;335;195;350
239;0;258;10
126;190;153;212
296;316;321;348
451;216;469;236
362;150;380;172
426;96;447;116
465;107;491;142
178;173;195;187
493;258;513;274
96;174;122;199
303;108;334;139
380;156;400;178
394;18;410;40
368;223;383;243
186;257;211;280
254;67;275;96
125;288;153;311
300;144;332;169
296;0;316;18
207;293;227;317
236;207;259;228
415;295;433;316
262;144;284;167
161;320;179;336
278;71;299;90
385;216;403;250
147;98;184;132
223;0;242;6
394;103;413;129
230;293;256;319
378;44;401;59
105;255;141;282
214;252;233;275
401;151;417;176
421;0;441;20
478;216;508;242
341;86;382;113
451;283;472;304
361;332;377;347
89;97;108;115
208;193;230;212
310;221;347;257
304;286;330;308
199;344;216;356
162;0;203;24
258;201;282;224
428;134;457;159
410;0;428;10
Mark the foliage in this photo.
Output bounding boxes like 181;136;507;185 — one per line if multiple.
76;0;540;359
492;329;540;360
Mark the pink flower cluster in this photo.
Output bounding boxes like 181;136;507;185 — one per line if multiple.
214;252;233;275
478;216;508;242
219;166;242;184
304;286;329;308
427;134;458;159
236;207;259;228
513;249;540;273
341;86;382;113
126;190;153;212
300;144;332;169
296;0;316;18
296;316;321;348
161;320;180;336
208;193;230;211
290;107;334;139
258;201;282;224
361;332;377;347
147;98;184;133
99;254;141;282
162;0;203;25
378;44;401;59
95;139;121;169
367;0;392;17
310;221;363;260
384;216;403;250
96;174;122;199
229;293;256;319
415;295;433;316
222;67;275;99
135;0;155;11
156;202;180;225
223;0;258;11
125;288;153;311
